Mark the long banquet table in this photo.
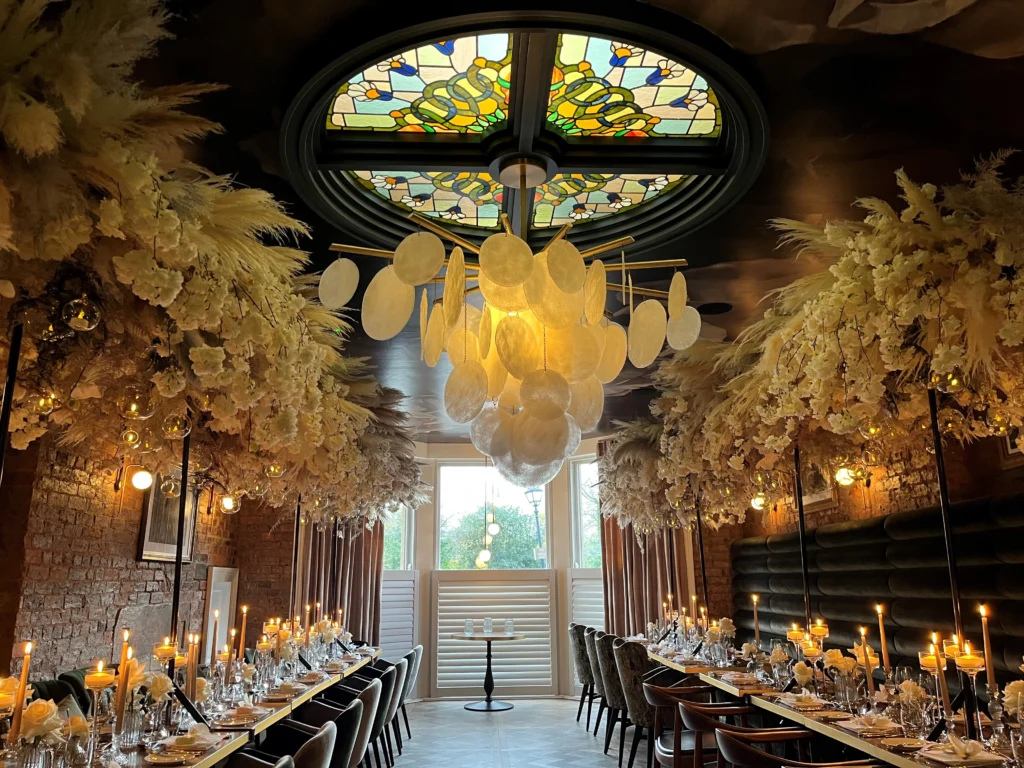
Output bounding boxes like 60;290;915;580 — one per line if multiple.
125;649;382;768
646;651;997;768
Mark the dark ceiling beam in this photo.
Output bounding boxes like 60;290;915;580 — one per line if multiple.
508;31;559;156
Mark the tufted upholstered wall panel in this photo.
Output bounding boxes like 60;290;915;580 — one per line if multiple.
730;494;1024;679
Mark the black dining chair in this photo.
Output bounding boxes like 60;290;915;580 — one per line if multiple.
319;677;381;768
246;721;337;768
227;754;294;768
584;626;607;734
290;699;364;768
326;666;396;768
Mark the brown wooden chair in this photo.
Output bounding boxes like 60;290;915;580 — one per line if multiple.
678;700;810;768
715;730;883;768
642;682;716;768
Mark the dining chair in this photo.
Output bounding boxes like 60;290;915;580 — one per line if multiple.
57;669;93;715
678;701;810;768
569;624;598;728
290;699;364;768
641;682;715;768
248;721;337;768
714;731;883;768
380;659;408;758
597;632;632;762
398;645;423;740
318;677;381;768
227;754;294;768
614;639;659;768
354;660;404;765
584;626;606;734
349;665;397;768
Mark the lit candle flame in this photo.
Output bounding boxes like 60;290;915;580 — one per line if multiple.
876;604;883;615
980;605;987;618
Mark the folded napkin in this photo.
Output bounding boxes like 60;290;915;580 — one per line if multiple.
840;714;900;734
921;735;1004;767
276;681;307;693
159;726;218;751
721;672;759;684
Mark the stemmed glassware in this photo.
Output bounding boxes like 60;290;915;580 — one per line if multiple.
950;644;986;740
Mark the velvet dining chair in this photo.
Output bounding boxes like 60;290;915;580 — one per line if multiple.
246;721;337;768
584;626;607;734
318;677;381;768
290;699;364;768
397;645;423;740
596;633;633;762
569;624;599;729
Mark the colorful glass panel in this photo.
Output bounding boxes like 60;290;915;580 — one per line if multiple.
532;174;690;227
349;171;501;228
327;35;513;134
548;34;721;138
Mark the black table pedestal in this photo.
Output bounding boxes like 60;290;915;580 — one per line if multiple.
465;639;513;712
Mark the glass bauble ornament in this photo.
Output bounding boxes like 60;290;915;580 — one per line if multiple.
120;427;141;448
264;462;285;479
160;476;181;499
248;481;269;498
117;383;154;420
62;296;101;332
31;393;56;416
162;413;192;440
133;429;162;455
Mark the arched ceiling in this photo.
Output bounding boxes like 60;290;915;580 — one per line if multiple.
148;0;1024;440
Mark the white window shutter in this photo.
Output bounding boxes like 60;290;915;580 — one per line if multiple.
380;571;418;660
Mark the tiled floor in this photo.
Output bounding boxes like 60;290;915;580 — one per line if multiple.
395;698;652;768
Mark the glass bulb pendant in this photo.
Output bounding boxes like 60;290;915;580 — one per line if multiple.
160;476;181;499
31;393;57;416
162;413;192;440
264;462;285;478
248;481;269;498
62;296;101;332
120;427;141;448
132;428;161;455
117;383;154;420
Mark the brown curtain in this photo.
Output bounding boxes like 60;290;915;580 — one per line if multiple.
601;518;691;637
330;522;384;645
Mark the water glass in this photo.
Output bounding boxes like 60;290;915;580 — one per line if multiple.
483;617;493;634
504;619;514;636
464;619;474;635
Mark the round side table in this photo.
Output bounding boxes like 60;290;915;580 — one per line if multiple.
448;632;526;712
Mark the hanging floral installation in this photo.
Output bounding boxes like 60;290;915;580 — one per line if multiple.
604;156;1024;533
0;0;424;519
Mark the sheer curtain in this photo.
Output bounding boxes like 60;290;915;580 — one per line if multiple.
601;520;691;637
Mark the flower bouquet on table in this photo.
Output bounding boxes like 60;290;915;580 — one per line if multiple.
11;698;65;768
768;645;792;689
823;650;861;712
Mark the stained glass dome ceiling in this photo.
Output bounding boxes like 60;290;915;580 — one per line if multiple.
283;20;766;249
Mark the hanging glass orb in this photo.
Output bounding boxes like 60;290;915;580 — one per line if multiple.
834;466;856;487
248;481;269;498
31;393;56;416
162;413;192;440
986;407;1010;437
62;296;101;332
39;320;74;343
160;476;181;499
299;513;308;525
484;534;493;546
937;408;965;434
750;492;768;511
930;368;965;394
189;446;213;473
132;428;161;455
310;495;329;512
264;462;285;479
478;548;492;563
117;383;154;420
120;427;141;448
859;421;883;440
487;522;500;536
219;494;239;514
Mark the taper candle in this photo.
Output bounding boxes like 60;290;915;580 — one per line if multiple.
229;628;237;660
114;628;131;723
212;610;219;665
860;627;876;697
752;595;760;647
690;594;697;621
9;642;32;742
238;605;249;662
305;604;311;648
980;605;996;686
876;604;891;676
316;601;322;624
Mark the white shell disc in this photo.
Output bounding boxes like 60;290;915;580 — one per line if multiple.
524;252;584;330
479;232;534;287
470;405;512;455
512;413;571;466
495;315;540;380
668;272;688;320
362;266;415;340
667;305;702;351
547;239;586;294
444;361;488;423
564;414;582;457
584;259;606;326
497;376;522;414
478;271;530;313
318;258;359;309
481;346;508;399
478;303;493;359
596;322;627;383
445;327;481;363
521;369;571;421
494;452;564;488
545;324;601;382
568;375;605;433
418;290;428;357
627;299;667;368
394;231;446;286
443;246;466;329
423;306;446;367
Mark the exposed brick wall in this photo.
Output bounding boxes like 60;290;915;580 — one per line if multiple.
699;438;1024;621
235;500;294;637
3;440;237;677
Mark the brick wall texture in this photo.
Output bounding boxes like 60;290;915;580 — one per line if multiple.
697;437;1024;620
2;440;239;676
235;499;295;625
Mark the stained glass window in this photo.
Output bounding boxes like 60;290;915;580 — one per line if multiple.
548;34;720;138
349;171;501;227
532;173;691;226
327;35;513;133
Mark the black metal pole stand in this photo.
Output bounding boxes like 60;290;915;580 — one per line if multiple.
694;506;710;615
465;640;513;712
168;427;192;653
792;444;813;631
0;322;24;490
928;388;975;739
289;494;302;623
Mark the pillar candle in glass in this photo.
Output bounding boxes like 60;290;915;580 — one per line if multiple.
920;643;952;716
751;595;760;647
786;624;804;643
9;642;32;741
810;619;829;644
114;628;130;723
980;605;996;687
875;604;891;676
238;606;249;662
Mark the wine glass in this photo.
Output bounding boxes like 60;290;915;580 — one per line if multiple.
950;646;985;740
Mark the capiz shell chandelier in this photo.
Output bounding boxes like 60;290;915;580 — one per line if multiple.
323;160;701;487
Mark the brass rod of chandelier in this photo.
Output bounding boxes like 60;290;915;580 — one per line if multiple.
519;166;527;241
499;213;514;236
604;258;688;271
582;236;634;259
407;213;481;254
608;283;668;298
431;285;483;305
328;243;394;258
544;223;573;251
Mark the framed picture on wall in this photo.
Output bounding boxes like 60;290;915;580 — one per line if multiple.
138;474;199;562
999;430;1024;469
801;463;838;513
